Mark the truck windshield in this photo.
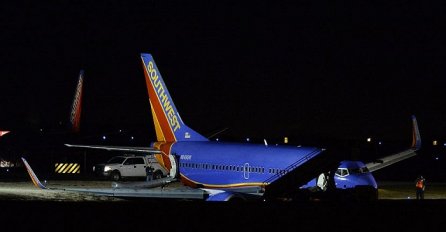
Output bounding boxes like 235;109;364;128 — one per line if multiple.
107;157;126;164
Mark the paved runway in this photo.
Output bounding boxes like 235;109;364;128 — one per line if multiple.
1;180;445;201
1;180;445;230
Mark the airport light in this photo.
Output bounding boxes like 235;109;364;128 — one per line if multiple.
378;141;382;145
284;137;288;144
102;135;107;140
367;138;372;143
433;140;438;146
0;131;10;137
130;136;134;140
215;138;219;142
246;138;250;142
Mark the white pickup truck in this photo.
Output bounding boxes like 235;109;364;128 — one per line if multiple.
93;154;168;181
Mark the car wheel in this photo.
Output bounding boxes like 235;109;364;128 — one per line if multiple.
111;171;121;181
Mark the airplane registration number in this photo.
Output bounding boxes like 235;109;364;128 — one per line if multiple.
180;155;192;160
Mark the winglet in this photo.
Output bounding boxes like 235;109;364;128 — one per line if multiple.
21;157;47;189
70;70;84;133
365;116;422;172
411;115;421;150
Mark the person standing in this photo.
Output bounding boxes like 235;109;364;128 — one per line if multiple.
415;175;426;200
146;165;154;182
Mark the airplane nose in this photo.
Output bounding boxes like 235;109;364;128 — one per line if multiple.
364;174;378;189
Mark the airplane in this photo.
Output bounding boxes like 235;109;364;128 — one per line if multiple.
22;55;422;202
1;71;83;174
69;70;84;133
301;115;421;199
23;53;343;202
2;69;83;137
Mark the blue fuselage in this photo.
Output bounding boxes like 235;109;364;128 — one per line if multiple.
303;160;377;190
334;161;377;189
169;141;324;188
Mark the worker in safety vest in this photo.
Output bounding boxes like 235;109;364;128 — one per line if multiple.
415;175;426;200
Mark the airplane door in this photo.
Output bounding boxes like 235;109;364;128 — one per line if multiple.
169;154;179;178
316;173;328;191
243;163;250;179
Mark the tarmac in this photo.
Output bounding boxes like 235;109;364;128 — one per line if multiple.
0;180;445;230
1;180;445;201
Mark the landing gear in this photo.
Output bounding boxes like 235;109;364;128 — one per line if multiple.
153;170;163;180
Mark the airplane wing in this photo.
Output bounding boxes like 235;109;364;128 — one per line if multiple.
64;144;160;153
365;115;421;172
65;185;262;201
21;157;209;200
63;185;209;200
21;157;262;201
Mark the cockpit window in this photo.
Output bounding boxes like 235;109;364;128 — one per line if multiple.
335;168;349;177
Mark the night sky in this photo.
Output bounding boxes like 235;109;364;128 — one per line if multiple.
1;1;445;153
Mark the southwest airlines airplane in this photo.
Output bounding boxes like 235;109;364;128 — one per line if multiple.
23;53;341;201
302;115;421;199
21;54;420;201
70;70;84;133
0;70;83;138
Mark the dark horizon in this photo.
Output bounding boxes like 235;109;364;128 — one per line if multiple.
1;1;445;160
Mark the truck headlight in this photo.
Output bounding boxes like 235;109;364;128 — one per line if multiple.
104;166;111;172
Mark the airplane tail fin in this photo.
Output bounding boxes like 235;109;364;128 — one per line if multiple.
70;70;84;133
411;115;421;150
21;157;47;189
140;53;208;142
